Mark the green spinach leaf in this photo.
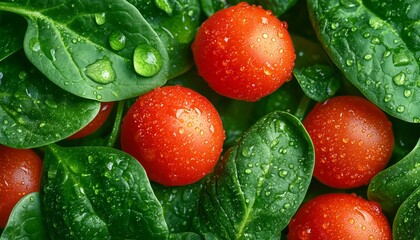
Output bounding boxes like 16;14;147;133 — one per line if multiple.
199;0;226;17
393;186;420;240
194;111;314;239
307;0;420;123
368;138;420;215
0;11;26;61
0;192;48;240
128;0;201;79
228;0;298;17
152;180;205;234
41;144;168;239
294;64;341;102
0;51;100;148
0;0;169;101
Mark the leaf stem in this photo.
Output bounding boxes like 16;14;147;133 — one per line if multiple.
106;100;125;147
294;95;313;121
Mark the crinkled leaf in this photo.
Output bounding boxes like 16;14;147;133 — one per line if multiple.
194;111;314;239
0;193;48;240
0;0;169;101
0;11;26;61
368;138;420;215
0;51;99;148
393;186;420;240
152;180;205;234
128;0;201;78
307;0;420;123
294;64;341;102
41;144;168;239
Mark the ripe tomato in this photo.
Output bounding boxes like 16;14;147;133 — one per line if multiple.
0;146;43;228
192;2;295;101
120;85;225;186
303;96;394;188
68;101;115;139
288;193;392;239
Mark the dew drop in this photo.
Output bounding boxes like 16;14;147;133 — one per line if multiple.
370;37;381;45
383;94;393;103
392;49;411;66
393;72;406;86
346;59;354;66
133;44;163;77
18;71;27;80
30;38;40;52
278;169;288;178
396;105;405;113
331;22;339;30
85;57;116;84
404;89;412;97
369;17;383;29
44;99;58;109
364;54;373;60
109;31;126;51
94;13;106;25
245;169;252;174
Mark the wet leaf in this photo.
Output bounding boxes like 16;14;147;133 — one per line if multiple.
308;0;420;123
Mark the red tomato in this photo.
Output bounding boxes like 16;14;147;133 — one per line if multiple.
0;146;43;228
288;193;392;240
120;85;225;186
68;102;115;139
303;96;394;188
192;2;295;101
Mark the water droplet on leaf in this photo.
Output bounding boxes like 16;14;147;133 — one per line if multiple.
109;31;126;51
133;44;163;77
94;13;106;25
85;57;116;84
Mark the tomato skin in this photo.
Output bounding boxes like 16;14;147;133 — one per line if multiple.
120;85;225;186
0;146;43;228
68;102;115;139
303;96;394;188
192;2;295;101
288;193;392;240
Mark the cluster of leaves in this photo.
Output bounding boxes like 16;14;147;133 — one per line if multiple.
0;0;419;239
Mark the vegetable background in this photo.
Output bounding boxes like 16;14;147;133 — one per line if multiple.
0;0;419;239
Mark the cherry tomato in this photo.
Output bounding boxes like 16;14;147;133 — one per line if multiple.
192;2;295;101
288;193;392;239
0;146;43;228
68;102;115;139
120;85;225;186
303;96;394;188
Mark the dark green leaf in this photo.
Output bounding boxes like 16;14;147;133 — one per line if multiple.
0;0;169;101
307;0;420;123
0;11;26;61
199;0;226;17
195;111;314;239
41;144;168;239
169;232;204;240
294;64;341;102
368;138;420;215
228;0;298;16
152;180;205;234
393;186;420;240
128;0;201;79
0;51;100;148
0;193;48;240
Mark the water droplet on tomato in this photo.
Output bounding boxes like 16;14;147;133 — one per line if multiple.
109;31;126;51
133;44;163;77
94;13;106;25
85;57;117;84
